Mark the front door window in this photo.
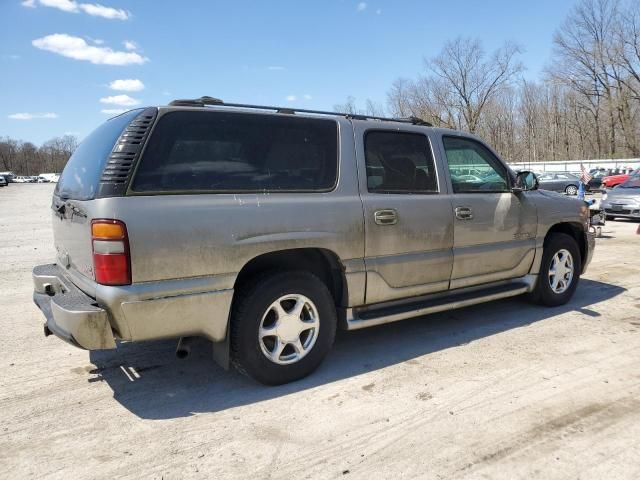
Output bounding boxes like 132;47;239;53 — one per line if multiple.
442;137;510;193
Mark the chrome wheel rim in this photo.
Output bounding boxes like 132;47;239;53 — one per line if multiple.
566;185;578;195
548;249;574;294
258;294;320;365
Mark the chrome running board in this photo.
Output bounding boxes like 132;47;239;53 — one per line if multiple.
346;281;531;330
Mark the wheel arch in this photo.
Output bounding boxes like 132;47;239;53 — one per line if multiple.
233;248;348;308
544;222;586;270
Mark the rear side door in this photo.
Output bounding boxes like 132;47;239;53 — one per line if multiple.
355;124;454;304
439;135;537;290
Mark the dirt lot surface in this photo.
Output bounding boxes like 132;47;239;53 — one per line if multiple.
1;184;639;480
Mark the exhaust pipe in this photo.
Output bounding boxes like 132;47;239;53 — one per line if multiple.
176;336;195;359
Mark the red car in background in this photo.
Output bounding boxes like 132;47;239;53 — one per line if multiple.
601;167;640;188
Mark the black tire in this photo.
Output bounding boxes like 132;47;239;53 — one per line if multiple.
605;215;614;221
230;270;337;385
529;233;581;306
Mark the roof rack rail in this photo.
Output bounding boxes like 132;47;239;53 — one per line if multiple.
167;96;433;127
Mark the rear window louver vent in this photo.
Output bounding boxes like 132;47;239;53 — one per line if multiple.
97;107;157;197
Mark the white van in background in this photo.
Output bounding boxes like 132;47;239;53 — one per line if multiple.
38;173;60;183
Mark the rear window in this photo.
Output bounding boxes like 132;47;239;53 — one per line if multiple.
130;111;338;193
56;109;143;200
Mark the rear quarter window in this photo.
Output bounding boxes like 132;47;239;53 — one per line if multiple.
130;111;338;193
56;109;143;200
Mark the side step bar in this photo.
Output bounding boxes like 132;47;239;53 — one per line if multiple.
346;282;530;330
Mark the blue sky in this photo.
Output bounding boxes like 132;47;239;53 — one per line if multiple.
0;0;576;145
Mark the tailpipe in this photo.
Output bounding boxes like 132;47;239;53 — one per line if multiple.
176;336;196;359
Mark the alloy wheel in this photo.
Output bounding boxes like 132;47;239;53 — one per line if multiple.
548;249;574;294
258;294;320;365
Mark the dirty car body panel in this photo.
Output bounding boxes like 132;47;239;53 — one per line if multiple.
32;100;595;377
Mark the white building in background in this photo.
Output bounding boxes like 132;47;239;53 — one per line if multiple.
508;158;640;173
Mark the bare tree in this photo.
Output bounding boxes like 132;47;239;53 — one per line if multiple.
425;37;524;132
0;135;78;175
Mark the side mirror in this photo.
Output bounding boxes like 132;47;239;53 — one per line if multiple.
513;170;538;193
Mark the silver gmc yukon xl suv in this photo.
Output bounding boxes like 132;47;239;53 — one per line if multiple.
33;97;595;385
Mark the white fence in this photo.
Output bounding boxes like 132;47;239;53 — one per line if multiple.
507;158;640;173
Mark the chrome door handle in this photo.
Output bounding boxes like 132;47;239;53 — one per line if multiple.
454;206;473;220
374;209;398;225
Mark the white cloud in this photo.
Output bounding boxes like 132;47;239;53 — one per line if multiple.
40;0;77;12
79;3;129;20
303;94;313;100
286;95;297;102
108;79;144;92
357;2;367;12
267;66;285;71
101;108;127;115
123;40;137;51
100;94;140;106
25;0;129;20
376;8;382;14
33;34;148;65
8;112;58;120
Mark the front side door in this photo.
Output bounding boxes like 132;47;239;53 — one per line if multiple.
356;126;454;304
440;135;537;290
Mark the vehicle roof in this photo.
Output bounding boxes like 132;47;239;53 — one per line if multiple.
155;104;469;140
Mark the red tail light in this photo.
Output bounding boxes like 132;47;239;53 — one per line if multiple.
91;219;131;285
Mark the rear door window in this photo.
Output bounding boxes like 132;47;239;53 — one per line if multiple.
364;130;438;193
130;111;338;193
56;109;143;200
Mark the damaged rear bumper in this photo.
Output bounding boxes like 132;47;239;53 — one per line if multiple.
33;264;116;350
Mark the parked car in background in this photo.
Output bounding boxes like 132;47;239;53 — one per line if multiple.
601;175;640;220
38;173;60;183
0;175;7;187
32;98;595;385
0;171;15;183
536;172;581;195
13;176;34;183
601;167;640;189
587;170;608;191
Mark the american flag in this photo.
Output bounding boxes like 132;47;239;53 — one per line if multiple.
580;163;592;184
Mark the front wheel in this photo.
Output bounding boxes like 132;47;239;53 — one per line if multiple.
530;233;581;306
565;185;578;195
230;270;337;385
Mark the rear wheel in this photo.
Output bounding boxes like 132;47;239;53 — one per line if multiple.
565;185;578;195
230;270;337;385
530;233;581;306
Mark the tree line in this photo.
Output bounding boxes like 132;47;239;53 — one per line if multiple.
3;0;638;174
0;135;78;176
336;0;640;163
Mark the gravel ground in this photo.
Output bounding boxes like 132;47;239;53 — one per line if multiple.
1;184;639;480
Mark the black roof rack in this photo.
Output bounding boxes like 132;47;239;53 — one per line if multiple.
168;96;433;127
